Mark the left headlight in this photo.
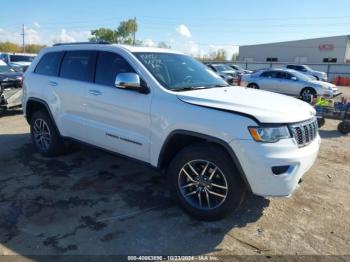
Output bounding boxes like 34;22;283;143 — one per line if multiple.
248;125;291;143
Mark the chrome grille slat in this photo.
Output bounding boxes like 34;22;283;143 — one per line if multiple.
289;118;318;147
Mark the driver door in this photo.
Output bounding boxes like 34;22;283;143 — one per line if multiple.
84;51;152;162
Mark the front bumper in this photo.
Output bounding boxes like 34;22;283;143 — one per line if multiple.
230;135;320;197
321;89;340;98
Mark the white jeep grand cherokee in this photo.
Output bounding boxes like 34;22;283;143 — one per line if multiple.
22;43;320;221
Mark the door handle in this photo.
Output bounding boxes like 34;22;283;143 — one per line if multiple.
89;89;102;96
48;81;58;86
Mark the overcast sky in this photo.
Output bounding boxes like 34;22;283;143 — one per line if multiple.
1;0;350;57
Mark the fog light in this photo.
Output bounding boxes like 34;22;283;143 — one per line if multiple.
272;165;290;175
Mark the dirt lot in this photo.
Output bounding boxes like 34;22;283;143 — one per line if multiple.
0;88;349;259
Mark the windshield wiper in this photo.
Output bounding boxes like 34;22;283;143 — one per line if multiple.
212;84;230;87
170;86;206;92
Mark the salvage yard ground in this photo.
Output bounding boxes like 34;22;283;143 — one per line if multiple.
0;87;349;257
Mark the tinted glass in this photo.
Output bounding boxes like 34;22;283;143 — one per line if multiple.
35;52;63;76
10;55;35;62
277;72;293;79
95;52;135;86
60;51;96;82
134;53;227;90
260;71;277;78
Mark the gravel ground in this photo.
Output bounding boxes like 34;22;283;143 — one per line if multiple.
0;87;349;259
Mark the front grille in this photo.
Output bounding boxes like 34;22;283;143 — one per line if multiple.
289;118;318;147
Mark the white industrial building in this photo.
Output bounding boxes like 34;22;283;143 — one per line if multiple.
239;35;350;63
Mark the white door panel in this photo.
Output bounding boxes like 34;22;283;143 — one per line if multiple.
85;84;151;162
51;77;88;140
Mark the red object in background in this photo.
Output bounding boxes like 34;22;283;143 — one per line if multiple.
333;76;350;87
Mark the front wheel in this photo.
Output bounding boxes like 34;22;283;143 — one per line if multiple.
167;144;246;221
300;87;316;102
248;83;259;89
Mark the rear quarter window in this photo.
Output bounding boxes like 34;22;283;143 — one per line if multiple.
35;52;64;76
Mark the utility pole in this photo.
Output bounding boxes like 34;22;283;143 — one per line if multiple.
21;24;25;53
133;17;136;46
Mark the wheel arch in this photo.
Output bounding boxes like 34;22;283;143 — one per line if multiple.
248;82;259;88
157;130;251;191
300;86;317;96
25;97;61;135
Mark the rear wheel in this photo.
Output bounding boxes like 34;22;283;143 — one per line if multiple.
248;83;259;89
167;143;246;221
30;110;65;156
338;121;350;135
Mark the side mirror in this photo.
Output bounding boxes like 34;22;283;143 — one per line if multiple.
115;73;149;94
291;76;297;81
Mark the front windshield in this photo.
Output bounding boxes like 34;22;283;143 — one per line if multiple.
232;65;244;71
10;55;35;62
291;70;314;81
134;53;228;90
213;64;233;72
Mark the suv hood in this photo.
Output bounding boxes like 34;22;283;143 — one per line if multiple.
177;87;316;124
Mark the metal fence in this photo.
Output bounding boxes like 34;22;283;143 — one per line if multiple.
204;61;350;82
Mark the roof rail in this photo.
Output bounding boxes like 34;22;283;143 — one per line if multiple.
53;41;111;46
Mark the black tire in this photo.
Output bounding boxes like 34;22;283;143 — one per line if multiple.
167;143;246;221
317;118;325;128
337;122;350;135
300;87;317;102
248;83;259;89
30;110;65;157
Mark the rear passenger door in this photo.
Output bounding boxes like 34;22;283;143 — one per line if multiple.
55;50;97;140
84;51;152;162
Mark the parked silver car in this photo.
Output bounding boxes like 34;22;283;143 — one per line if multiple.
228;64;253;74
285;64;327;81
240;68;339;99
206;63;238;85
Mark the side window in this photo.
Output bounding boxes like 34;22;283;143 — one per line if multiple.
260;71;277;78
60;51;96;82
35;52;64;76
260;71;271;77
278;72;292;79
95;51;135;86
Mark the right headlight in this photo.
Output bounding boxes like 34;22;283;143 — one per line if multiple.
248;125;291;143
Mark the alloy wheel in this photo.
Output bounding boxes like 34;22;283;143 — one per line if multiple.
33;118;51;151
178;160;228;210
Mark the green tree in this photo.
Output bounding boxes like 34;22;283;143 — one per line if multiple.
89;28;118;43
214;49;227;61
25;44;46;53
90;18;137;44
157;41;171;49
117;18;137;44
0;41;20;52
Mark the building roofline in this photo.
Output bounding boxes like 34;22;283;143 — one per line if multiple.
239;34;350;47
